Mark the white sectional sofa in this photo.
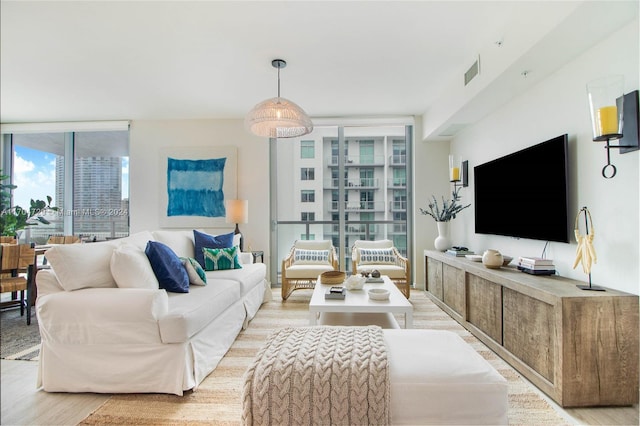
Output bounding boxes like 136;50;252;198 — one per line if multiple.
35;230;270;395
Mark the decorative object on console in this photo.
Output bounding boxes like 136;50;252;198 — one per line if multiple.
245;59;313;138
517;256;556;275
419;186;470;252
586;76;639;178
225;199;248;251
573;206;604;291
481;249;504;269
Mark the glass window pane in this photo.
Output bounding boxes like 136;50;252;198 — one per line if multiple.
74;131;129;240
11;133;65;244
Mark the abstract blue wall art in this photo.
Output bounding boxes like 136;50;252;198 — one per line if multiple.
167;157;226;217
159;146;237;228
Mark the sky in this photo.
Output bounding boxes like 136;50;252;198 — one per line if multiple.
10;146;129;211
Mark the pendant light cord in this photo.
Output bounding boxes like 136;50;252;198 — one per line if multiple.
277;66;281;98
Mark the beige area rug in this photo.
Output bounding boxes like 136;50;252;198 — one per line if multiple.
80;289;569;425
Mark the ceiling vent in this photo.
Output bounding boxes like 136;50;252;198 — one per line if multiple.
464;56;480;86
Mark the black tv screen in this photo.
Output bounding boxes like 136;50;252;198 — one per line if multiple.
474;134;570;243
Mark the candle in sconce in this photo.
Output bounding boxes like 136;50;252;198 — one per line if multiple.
451;167;460;181
597;105;618;136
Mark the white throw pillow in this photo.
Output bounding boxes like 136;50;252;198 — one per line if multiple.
151;230;195;258
46;241;119;291
110;245;160;289
293;249;331;265
115;230;154;250
359;248;397;265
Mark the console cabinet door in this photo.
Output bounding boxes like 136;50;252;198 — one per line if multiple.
467;274;502;344
443;264;465;317
426;257;443;301
502;288;555;383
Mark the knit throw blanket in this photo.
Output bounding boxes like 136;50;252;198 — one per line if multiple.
241;326;390;426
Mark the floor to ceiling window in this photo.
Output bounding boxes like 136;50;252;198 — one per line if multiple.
271;121;413;286
1;123;129;243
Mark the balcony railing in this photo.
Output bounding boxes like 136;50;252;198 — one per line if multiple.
387;178;407;188
330;201;385;212
19;217;129;244
389;200;407;211
329;155;385;166
324;178;380;189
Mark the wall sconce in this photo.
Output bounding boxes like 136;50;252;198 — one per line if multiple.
225;199;248;251
586;75;639;178
449;155;468;188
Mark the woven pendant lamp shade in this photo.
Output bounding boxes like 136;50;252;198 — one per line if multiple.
245;96;313;138
245;59;313;138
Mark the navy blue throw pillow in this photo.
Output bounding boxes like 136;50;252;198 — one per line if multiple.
193;230;234;268
145;241;189;293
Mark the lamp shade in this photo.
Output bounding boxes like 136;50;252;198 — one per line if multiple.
225;199;248;224
245;96;313;138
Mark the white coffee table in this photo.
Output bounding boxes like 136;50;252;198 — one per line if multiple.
309;275;413;328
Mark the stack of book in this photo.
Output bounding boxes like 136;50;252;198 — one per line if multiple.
446;247;475;257
517;257;555;275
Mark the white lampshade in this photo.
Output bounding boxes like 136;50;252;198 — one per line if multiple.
245;96;313;138
225;199;248;224
245;59;313;139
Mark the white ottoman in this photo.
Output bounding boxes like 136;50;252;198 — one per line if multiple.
385;329;508;425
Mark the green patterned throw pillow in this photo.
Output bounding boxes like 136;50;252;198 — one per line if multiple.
203;246;243;271
180;257;207;285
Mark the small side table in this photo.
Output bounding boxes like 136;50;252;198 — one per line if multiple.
251;251;264;263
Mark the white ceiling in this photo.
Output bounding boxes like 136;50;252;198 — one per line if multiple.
1;1;637;126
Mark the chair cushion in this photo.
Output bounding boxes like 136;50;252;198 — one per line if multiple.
359;248;397;265
181;257;207;286
203;246;242;271
110;244;159;290
292;240;333;250
354;239;393;249
285;264;335;279
293;249;330;265
356;264;406;279
194;230;234;268
145;241;189;293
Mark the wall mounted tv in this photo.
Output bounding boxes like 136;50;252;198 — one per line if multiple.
474;134;570;243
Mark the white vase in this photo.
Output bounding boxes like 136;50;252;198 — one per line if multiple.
434;221;451;251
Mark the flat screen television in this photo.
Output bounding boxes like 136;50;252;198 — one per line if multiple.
474;134;570;243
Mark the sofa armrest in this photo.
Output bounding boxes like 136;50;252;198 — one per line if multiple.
238;251;253;265
37;288;169;344
36;269;65;297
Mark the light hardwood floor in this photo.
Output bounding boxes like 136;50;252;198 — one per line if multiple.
1;358;638;425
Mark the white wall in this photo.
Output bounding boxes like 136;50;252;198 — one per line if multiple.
447;19;639;295
129;119;271;275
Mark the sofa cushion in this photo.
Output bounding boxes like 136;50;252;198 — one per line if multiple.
194;230;234;267
359;248;397;265
111;244;159;289
114;230;154;250
45;241;119;291
158;280;241;343
203;246;242;271
204;262;266;296
181;257;207;286
151;230;195;258
145;241;189;293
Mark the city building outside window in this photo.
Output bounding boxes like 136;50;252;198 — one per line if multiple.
300;140;315;159
301;167;315;180
301;212;315;221
301;190;315;202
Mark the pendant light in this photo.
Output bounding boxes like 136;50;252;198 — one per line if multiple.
245;59;313;138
